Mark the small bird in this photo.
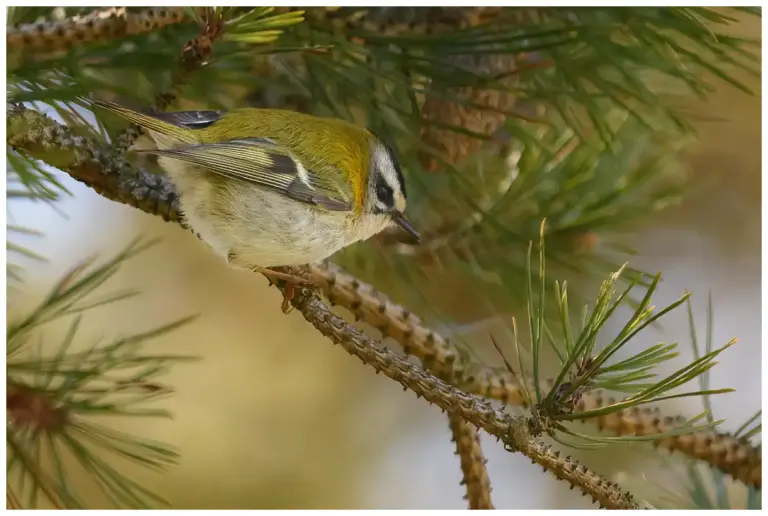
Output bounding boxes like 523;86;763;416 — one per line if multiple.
92;99;420;309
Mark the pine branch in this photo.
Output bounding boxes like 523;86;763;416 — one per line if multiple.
288;286;639;509
6;7;759;510
9;97;496;509
8;104;760;491
6;103;181;222
449;416;493;509
6;238;196;509
7;7;188;55
310;262;761;490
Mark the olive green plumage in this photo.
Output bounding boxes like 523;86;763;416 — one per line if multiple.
94;100;375;213
90;98;419;268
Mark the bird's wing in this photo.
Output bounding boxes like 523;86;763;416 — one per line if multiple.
91;98;219;144
143;138;353;212
150;109;225;130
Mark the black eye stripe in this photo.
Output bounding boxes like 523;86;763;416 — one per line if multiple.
376;179;394;206
368;130;407;200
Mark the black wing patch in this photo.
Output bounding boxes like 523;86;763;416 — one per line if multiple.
150;109;225;130
144;138;353;212
285;177;351;211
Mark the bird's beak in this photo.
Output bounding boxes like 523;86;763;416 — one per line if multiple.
391;211;421;243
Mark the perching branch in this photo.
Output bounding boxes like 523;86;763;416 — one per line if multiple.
7;102;181;222
289;287;639;509
7;7;188;56
310;262;761;490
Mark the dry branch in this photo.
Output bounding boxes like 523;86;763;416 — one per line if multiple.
449;415;494;509
7;7;187;55
290;288;639;509
7;102;181;221
307;262;762;490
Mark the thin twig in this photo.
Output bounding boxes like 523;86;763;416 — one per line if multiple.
449;416;494;509
7;7;187;55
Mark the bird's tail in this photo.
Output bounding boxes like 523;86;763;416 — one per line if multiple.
86;97;198;145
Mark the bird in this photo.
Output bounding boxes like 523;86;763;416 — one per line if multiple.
91;98;420;311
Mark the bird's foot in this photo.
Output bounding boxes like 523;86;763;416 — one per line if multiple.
251;266;316;314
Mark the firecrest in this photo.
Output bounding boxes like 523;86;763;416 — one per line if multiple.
92;99;420;272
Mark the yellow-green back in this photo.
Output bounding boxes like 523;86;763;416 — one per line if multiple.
93;99;374;212
202;109;373;210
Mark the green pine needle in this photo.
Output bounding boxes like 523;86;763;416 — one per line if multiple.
7;238;199;509
225;9;306;45
513;227;739;429
734;410;762;441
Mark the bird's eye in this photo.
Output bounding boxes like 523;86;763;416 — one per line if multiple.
375;181;394;210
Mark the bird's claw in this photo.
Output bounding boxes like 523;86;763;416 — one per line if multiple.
251;266;315;314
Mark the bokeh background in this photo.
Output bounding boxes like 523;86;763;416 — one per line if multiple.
6;12;760;510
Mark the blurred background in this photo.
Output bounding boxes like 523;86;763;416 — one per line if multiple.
6;7;761;510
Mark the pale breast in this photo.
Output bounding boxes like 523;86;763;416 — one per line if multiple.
168;170;389;267
156;144;392;267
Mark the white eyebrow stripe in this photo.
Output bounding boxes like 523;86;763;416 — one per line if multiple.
374;151;401;191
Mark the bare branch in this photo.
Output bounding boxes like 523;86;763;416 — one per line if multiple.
449;416;493;509
308;262;762;490
7;7;188;55
289;287;639;509
7;103;182;222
